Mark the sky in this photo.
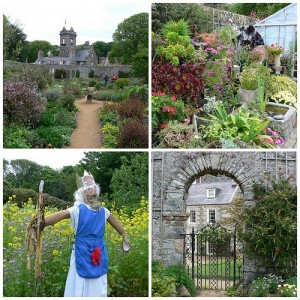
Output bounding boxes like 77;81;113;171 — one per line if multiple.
3;0;149;44
3;149;88;169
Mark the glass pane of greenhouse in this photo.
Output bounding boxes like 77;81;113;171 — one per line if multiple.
255;3;297;52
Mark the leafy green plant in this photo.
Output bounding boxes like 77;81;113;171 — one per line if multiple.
99;110;119;126
114;78;130;89
59;93;76;112
101;123;119;148
152;274;176;297
242;177;297;278
257;72;268;115
3;125;31;148
270;91;296;107
249;278;269;297
269;75;297;98
40;107;76;128
125;85;148;102
36;126;73;148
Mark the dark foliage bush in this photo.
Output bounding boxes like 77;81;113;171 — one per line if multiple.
36;126;73;148
88;69;95;78
118;98;146;120
60;93;76;112
4;77;46;127
76;69;80;78
117;118;148;148
54;68;67;79
118;70;131;78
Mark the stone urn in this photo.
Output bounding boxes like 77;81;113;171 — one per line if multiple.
273;54;281;68
238;88;258;105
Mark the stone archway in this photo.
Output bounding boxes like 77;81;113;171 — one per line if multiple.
152;151;296;282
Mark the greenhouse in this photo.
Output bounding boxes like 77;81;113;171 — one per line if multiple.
255;3;297;54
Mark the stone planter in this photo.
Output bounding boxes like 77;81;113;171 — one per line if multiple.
266;102;296;140
238;88;258;105
273;54;281;68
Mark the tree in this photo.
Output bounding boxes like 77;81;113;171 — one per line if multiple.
110;153;148;212
93;41;113;58
3;15;27;61
79;152;133;196
109;12;148;64
131;43;148;82
230;3;289;18
26;40;57;63
152;3;208;34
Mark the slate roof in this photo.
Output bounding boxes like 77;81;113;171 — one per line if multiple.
75;49;90;61
34;57;71;65
186;180;239;205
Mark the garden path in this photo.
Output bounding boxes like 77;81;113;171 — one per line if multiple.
67;97;103;148
198;289;227;297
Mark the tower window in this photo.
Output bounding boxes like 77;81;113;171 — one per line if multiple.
62;38;65;45
70;38;73;45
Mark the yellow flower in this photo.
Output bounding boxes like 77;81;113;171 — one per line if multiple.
12;195;16;198
52;249;59;256
9;197;12;201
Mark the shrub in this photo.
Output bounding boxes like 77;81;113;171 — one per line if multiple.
43;88;63;102
59;93;76;112
4;62;53;91
88;69;95;78
40;107;76;128
36;126;74;148
3;125;31;148
152;273;176;297
269;75;297;98
118;70;131;78
242;177;297;278
54;68;67;79
118;98;146;120
114;78;130;89
99;110;119;126
4;77;46;127
95;81;104;90
93;90;119;101
117;118;148;148
101;123;119;148
63;81;83;98
125;85;148;102
75;69;80;78
9;188;38;206
89;79;97;87
249;278;269;297
3;179;14;201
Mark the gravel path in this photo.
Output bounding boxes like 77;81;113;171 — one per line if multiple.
67;97;104;148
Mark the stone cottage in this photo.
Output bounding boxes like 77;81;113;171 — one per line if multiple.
35;26;98;66
186;176;241;234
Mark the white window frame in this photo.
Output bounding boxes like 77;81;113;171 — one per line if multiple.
207;209;216;224
207;188;216;198
189;210;196;223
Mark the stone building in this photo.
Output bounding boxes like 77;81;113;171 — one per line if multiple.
186;178;241;233
35;26;98;66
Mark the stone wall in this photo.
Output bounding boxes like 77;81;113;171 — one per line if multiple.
152;151;296;282
4;60;131;79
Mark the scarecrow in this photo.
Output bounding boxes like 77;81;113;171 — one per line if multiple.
27;172;130;297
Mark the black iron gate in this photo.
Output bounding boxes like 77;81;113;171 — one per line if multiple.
182;223;244;290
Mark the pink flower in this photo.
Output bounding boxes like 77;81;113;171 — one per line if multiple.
212;49;218;54
162;106;168;112
160;123;167;129
171;95;176;101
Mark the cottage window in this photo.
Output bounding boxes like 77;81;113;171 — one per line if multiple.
189;210;196;223
207;188;216;198
208;209;216;224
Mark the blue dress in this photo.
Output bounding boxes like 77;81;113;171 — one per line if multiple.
64;204;110;297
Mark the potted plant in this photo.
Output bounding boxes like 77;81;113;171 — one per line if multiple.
266;44;284;68
238;68;258;104
280;53;289;66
